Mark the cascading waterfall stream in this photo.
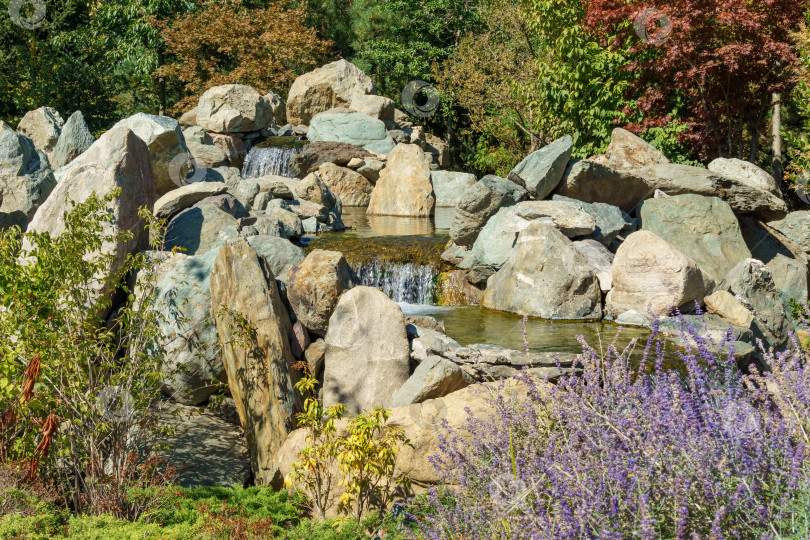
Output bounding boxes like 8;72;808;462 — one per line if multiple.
353;259;439;305
241;146;302;178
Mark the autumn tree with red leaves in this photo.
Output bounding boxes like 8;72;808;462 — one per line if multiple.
584;0;805;162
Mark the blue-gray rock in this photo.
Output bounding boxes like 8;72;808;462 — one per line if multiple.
165;205;240;255
307;109;395;154
482;222;603;320
449;174;527;247
768;211;810;258
640;194;750;286
508;135;573;198
245;235;305;287
0;120;55;230
430;171;477;207
390;355;473;408
572;239;614;292
552;194;634;246
51;111;95;169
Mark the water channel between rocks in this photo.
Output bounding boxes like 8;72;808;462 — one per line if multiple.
305;207;667;364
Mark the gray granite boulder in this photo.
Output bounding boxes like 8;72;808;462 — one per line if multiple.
307;109;395;155
51;111;95;169
507;135;573;198
450;174;527;247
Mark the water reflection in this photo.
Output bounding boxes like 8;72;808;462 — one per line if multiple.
338;207;453;238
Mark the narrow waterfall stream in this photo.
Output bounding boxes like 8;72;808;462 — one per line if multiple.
353;259;439;305
241;146;302;178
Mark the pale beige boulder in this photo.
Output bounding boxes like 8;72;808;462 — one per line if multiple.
315;162;374;206
367;143;434;217
286;60;375;126
704;290;754;328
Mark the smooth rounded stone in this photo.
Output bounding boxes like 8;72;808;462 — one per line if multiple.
307;109;395;155
165;205;239;255
289;141;373;178
196;84;273;133
551;194;634;246
25;126;155;316
154;402;250;488
187;140;229;169
254;175;295;200
557;161;788;221
459;201;597;273
323;286;411;415
606;230;714;317
262;91;287;125
507;135;573;198
639;194;751;286
153;181;227;219
704;290;754;328
286;250;356;336
209;133;247;169
590;128;669;171
316;162;374;206
209;238;302;486
769;211;810;257
452;343;577;381
573;239;614;292
305;338;326;376
430;171;477;208
390;355;473;408
285;199;328;221
296;170;340;211
16;106;63;159
737;215;808;318
193;193;246;218
263;206;303;239
152;249;223;405
112;113;189;195
615;310;651;326
726;259;793;351
286;59;376;126
356;159;384;183
0;120;55;230
51;111;95;169
708;157;780;195
244;235;305;287
178;107;198;127
482;222;603;320
450;174;528;247
367;143;434;217
182;125;211;144
349;94;395;121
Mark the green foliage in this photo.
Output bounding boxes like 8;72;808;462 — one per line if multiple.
641;118;702;167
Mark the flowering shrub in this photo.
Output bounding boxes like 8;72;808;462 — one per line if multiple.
415;315;810;538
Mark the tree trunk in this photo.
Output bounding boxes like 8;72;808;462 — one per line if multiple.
158;51;166;116
772;92;783;189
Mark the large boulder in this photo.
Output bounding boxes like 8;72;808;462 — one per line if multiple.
507;135;573;198
289;141;373;178
262;91;287;126
349;94;395;121
367;143;434;217
572;239;614;293
196;84;273;133
591;128;669;170
0;120;55;230
424;133;449;169
51;111;95;169
556;161;788;220
704;290;754;328
459;200;597;274
323;286;411;415
307;109;395;155
25;126;156;316
551;195;634;247
286;250;356;336
164;204;239;255
430;171;477;208
315;162;374;206
708;157;780;195
390;355;473;408
286;60;375;126
112;113;189;195
450;175;527;247
186;140;229;169
178;107;197;127
606;230;714;316
639;194;751;285
153;181;228;219
209;133;247;170
482;222;603;320
726;259;793;351
209;238;303;486
769;211;810;257
245;235;306;291
16;106;63;160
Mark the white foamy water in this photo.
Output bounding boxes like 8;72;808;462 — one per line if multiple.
241;146;301;178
